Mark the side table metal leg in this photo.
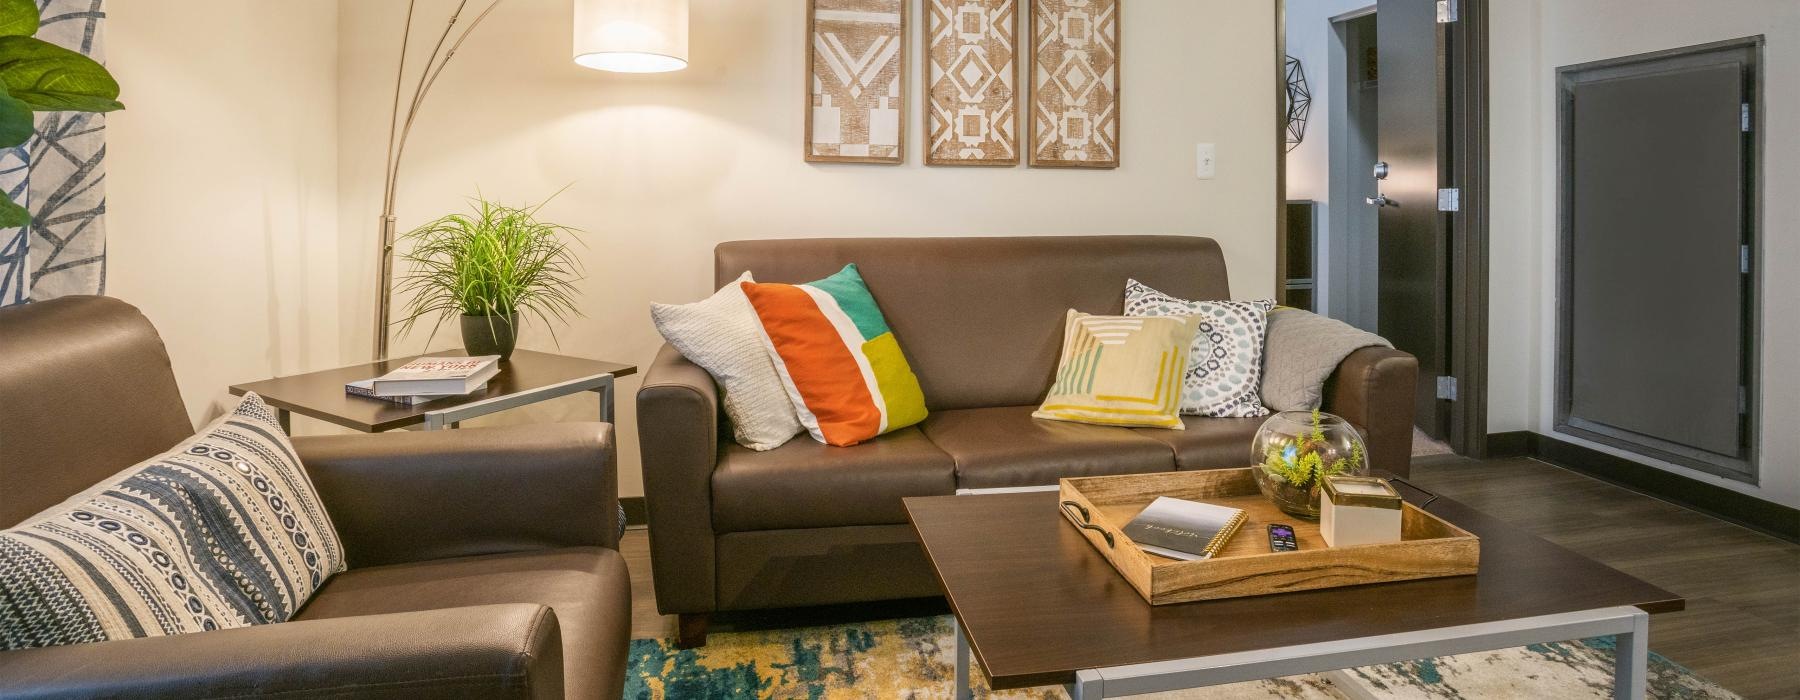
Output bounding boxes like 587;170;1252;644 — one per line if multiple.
1613;610;1648;700
954;617;972;700
597;374;616;424
276;408;291;435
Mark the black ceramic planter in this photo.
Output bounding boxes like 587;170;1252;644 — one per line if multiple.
460;313;517;360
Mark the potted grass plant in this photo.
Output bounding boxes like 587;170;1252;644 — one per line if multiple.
394;194;583;360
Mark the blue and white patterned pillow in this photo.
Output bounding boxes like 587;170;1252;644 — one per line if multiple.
1124;279;1274;418
0;393;345;649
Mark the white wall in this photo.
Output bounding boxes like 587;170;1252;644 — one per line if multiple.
1284;0;1374;322
106;1;344;428
1283;0;1372;203
1488;0;1800;507
335;0;1278;497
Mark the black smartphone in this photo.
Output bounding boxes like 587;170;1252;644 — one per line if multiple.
1268;523;1298;552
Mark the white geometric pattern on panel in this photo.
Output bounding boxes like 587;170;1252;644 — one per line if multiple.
926;0;1017;165
808;1;906;163
1030;0;1118;168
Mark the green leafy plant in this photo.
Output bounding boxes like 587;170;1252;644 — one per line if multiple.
1262;409;1364;490
0;0;124;226
394;193;584;345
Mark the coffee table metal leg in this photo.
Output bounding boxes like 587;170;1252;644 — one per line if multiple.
1613;610;1648;700
1062;606;1649;698
954;617;972;700
1066;669;1103;699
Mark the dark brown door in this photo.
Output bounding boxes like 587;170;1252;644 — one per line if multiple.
1372;0;1449;439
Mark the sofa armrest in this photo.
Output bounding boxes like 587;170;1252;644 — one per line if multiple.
0;604;562;700
636;344;720;615
295;422;618;569
1321;346;1420;477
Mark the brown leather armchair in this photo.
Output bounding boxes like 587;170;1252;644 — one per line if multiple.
638;236;1418;646
0;296;632;699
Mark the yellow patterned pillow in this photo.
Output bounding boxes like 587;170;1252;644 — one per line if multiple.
1034;310;1199;430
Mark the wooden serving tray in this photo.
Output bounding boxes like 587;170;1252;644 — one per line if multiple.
1058;468;1479;605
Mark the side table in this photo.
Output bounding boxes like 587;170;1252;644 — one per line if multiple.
230;349;637;433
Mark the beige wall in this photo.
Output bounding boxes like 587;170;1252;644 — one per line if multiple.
1488;0;1800;507
336;0;1278;497
107;1;344;428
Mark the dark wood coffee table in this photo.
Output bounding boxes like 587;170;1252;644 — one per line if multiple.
230;349;636;433
904;487;1682;700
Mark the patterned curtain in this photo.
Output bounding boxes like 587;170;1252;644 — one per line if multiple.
0;0;107;307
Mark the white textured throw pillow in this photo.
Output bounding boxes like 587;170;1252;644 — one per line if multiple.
1123;279;1274;418
652;272;804;451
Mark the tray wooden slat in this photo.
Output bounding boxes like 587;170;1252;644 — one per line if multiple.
1058;468;1480;604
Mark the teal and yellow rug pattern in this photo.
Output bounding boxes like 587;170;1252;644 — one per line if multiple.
625;615;1738;699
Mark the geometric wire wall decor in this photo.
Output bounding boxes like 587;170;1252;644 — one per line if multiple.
1284;54;1312;153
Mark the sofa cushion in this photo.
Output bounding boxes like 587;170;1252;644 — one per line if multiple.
711;427;955;532
294;547;630;700
1033;311;1199;430
1124;279;1275;418
1131;416;1265;470
1;393;344;650
741;264;929;447
1133;416;1372;472
920;406;1176;489
651;271;803;451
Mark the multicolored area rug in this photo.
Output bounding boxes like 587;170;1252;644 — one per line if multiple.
624;616;1738;699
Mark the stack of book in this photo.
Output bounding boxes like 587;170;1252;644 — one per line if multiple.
345;355;501;406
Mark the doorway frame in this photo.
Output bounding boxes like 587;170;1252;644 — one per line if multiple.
1273;0;1493;457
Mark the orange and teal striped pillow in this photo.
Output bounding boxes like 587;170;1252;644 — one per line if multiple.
741;264;928;447
1034;310;1199;429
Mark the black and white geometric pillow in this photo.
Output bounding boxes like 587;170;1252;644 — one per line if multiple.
0;393;345;649
1124;279;1274;418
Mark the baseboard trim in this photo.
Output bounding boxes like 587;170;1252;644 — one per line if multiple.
1491;432;1799;543
621;496;647;527
1485;430;1534;458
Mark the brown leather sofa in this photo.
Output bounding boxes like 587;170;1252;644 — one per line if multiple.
638;236;1419;647
0;296;631;699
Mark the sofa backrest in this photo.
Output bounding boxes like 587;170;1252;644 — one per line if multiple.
0;296;193;527
715;236;1232;411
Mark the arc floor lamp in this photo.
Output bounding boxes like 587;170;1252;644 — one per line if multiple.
373;0;689;359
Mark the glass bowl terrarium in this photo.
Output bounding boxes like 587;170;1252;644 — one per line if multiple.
1253;409;1369;520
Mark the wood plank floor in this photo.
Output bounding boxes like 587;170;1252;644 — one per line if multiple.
619;455;1800;698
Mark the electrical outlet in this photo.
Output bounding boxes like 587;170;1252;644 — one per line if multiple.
1196;143;1216;179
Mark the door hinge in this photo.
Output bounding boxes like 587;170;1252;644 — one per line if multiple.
1436;376;1458;401
1742;103;1752;132
1741;244;1752;274
1437;188;1461;212
1437;0;1459;23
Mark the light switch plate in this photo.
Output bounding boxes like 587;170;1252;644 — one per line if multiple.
1195;143;1216;179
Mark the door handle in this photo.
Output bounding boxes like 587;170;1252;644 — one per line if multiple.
1365;193;1396;207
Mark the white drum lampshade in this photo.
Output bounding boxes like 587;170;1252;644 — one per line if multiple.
573;0;688;73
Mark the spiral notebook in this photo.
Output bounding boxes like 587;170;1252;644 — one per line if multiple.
1122;496;1248;561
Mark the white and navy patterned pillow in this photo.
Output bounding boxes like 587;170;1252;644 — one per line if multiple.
1124;279;1274;418
0;393;345;649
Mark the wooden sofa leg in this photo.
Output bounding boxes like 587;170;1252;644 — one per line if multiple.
677;613;710;649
